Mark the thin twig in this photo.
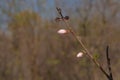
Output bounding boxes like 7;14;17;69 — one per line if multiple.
106;45;113;80
56;7;110;79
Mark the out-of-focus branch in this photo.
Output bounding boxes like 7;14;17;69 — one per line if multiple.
106;45;113;80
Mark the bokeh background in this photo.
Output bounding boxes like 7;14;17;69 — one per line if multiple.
0;0;120;80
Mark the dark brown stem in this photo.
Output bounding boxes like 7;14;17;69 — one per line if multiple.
56;7;110;79
106;45;113;80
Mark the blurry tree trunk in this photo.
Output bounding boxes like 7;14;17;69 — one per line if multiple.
8;10;41;80
20;42;32;80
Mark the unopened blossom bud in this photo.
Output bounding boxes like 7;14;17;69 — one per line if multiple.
57;29;69;34
76;52;83;58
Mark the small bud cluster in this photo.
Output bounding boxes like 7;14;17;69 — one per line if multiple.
55;16;69;22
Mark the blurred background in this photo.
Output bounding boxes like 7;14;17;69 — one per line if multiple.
0;0;120;80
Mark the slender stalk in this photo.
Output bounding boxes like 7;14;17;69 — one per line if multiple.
56;7;110;79
106;45;113;80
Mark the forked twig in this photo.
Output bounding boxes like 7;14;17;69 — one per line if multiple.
56;7;111;79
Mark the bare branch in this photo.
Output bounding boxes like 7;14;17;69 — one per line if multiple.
56;7;110;79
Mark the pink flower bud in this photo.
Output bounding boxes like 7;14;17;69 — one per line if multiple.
57;29;68;34
76;52;83;58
